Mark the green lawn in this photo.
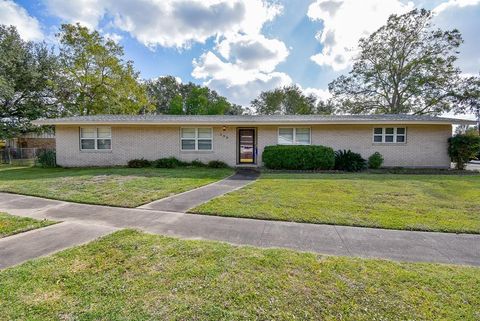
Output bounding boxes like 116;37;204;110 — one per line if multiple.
193;173;480;233
0;230;478;320
0;212;53;238
0;166;233;207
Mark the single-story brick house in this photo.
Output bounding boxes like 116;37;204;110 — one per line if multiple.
33;114;475;168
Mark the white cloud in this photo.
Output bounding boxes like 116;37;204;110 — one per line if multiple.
216;34;289;73
307;0;414;71
44;0;282;48
302;87;332;101
205;72;292;106
433;0;480;74
103;32;122;43
434;0;480;13
192;51;292;105
0;0;43;41
44;0;104;29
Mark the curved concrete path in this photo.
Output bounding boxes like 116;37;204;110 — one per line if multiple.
139;170;259;212
0;192;479;268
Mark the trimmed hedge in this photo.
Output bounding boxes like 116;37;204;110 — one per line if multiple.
262;145;335;170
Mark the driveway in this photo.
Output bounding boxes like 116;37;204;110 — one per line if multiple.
1;192;479;269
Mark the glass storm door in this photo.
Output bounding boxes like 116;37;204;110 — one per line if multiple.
238;129;256;164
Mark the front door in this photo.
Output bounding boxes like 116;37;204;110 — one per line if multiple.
238;128;256;164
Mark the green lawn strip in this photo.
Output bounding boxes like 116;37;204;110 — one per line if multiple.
0;229;478;320
0;212;54;238
0;166;233;208
193;173;480;233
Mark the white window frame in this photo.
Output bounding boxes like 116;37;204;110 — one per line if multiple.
180;127;213;151
277;127;311;145
80;127;112;151
372;127;407;144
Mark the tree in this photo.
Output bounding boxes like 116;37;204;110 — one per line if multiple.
0;25;58;140
329;9;468;115
448;134;480;169
56;24;151;116
251;85;317;115
456;74;480;134
146;76;182;114
146;76;244;115
168;94;184;115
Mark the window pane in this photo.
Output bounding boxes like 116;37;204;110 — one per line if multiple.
97;139;111;149
385;135;394;142
81;139;95;149
198;139;212;150
198;128;212;138
181;139;195;150
181;128;196;139
80;128;95;138
397;128;405;134
97;127;111;138
295;128;310;144
374;135;383;142
396;135;405;143
278;128;294;144
374;128;383;135
385;128;394;134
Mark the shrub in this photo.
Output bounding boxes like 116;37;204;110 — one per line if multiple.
35;149;56;168
207;160;229;168
334;150;367;172
262;145;335;170
368;152;384;169
153;157;185;168
127;158;151;168
448;134;480;170
191;159;206;167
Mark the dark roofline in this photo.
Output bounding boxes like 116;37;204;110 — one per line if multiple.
32;114;477;126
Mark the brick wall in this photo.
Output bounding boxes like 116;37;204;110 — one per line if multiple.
55;124;452;168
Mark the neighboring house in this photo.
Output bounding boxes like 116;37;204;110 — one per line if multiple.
33;114;475;168
5;131;55;149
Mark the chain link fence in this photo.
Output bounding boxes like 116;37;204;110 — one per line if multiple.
0;148;55;164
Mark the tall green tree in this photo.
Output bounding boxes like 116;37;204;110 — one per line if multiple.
329;9;469;115
146;76;244;115
251;85;317;115
0;25;58;139
56;24;151;116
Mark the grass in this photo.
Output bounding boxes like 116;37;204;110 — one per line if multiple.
193;173;480;233
0;229;478;320
0;166;233;207
0;212;53;238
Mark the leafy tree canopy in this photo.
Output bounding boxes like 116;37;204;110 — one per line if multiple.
329;9;477;115
56;23;152;116
0;25;58;139
146;76;244;115
251;84;333;115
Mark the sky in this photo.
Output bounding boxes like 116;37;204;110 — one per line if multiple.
1;0;479;116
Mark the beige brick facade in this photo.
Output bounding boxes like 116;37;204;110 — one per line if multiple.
55;123;452;168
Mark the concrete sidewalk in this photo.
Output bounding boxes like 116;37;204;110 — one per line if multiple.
0;192;479;267
0;222;117;269
139;170;259;212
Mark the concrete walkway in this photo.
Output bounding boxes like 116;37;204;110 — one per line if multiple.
1;192;479;267
139;170;259;212
0;222;117;269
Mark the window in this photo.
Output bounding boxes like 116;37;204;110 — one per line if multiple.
181;128;213;151
80;127;111;150
278;128;311;145
373;127;406;143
